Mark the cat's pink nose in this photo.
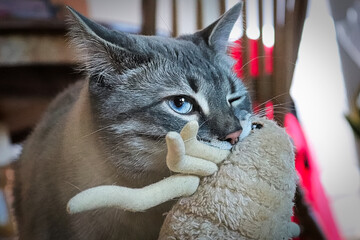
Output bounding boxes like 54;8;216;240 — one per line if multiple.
225;130;242;145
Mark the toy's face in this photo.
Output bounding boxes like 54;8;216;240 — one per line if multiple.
251;122;263;130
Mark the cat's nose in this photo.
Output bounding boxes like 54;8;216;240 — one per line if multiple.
225;130;242;145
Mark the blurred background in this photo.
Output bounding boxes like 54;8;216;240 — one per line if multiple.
0;0;359;239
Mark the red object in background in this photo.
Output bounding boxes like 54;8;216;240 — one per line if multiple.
253;101;260;114
231;38;260;78
284;113;343;240
231;41;343;239
231;38;274;79
255;102;343;240
248;39;259;77
264;101;274;120
264;45;273;75
231;39;244;79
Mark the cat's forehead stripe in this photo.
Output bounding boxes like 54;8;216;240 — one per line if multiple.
194;93;210;115
186;77;199;93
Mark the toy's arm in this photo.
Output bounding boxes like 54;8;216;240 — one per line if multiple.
67;121;230;214
67;175;199;213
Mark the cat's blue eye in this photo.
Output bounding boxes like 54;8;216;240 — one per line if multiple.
168;96;193;114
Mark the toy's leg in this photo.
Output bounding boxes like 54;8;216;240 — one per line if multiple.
166;121;230;176
67;175;199;214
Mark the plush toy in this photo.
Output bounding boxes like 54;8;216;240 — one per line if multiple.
67;117;300;239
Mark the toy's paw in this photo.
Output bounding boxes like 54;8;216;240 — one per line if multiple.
288;222;301;238
166;121;230;176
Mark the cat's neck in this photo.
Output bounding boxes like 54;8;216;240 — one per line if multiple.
62;82;123;187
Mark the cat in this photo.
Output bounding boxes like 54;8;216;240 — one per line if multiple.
13;3;252;240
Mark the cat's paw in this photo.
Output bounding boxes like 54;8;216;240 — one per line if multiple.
165;121;230;176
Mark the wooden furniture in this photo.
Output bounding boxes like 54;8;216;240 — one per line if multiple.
238;0;307;124
0;9;83;239
0;19;81;142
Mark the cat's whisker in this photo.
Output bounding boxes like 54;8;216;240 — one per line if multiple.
240;56;296;78
198;116;214;130
195;116;215;141
256;93;290;109
159;15;172;36
239;56;269;73
79;124;113;139
255;110;292;118
256;106;293;113
64;181;82;192
254;100;296;116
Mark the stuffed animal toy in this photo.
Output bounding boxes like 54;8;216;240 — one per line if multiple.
67;117;300;239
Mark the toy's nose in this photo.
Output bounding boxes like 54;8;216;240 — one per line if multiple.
225;130;242;145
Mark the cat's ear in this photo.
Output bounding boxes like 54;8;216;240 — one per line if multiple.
66;7;151;86
197;2;242;53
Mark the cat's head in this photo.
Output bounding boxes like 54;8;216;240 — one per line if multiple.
67;3;251;171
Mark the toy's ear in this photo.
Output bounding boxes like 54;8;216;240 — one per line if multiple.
195;2;243;53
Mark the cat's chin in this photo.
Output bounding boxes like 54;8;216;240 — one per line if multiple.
200;139;233;150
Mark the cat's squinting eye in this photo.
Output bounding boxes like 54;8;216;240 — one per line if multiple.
228;96;243;105
168;96;193;114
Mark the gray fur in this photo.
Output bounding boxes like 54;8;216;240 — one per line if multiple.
14;3;252;240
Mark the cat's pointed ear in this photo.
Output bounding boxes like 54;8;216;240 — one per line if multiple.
197;2;242;53
66;7;150;85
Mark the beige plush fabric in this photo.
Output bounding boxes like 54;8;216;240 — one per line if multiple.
159;117;298;240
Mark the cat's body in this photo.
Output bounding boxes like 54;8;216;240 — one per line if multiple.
14;3;252;240
14;80;172;239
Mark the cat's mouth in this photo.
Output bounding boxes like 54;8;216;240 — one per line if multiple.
199;138;233;150
138;133;233;150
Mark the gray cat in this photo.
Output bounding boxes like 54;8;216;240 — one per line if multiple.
13;3;252;240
